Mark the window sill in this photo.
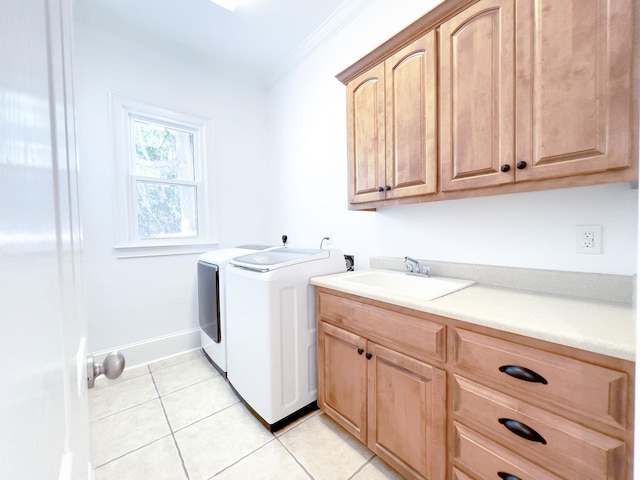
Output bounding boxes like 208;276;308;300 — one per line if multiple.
114;242;219;259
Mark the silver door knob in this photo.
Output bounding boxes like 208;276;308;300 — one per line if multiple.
87;351;125;388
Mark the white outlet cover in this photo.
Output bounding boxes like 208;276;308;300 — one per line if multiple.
576;225;602;254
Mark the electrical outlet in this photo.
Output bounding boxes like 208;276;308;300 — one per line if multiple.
344;254;355;271
576;225;602;254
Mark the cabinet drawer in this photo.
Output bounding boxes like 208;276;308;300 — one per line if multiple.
453;422;562;480
451;328;629;430
451;468;474;480
452;376;627;480
317;291;446;363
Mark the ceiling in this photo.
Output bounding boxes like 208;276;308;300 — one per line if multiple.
73;0;375;87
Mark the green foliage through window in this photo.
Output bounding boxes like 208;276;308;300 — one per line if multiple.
136;181;198;238
133;120;195;180
132;119;199;239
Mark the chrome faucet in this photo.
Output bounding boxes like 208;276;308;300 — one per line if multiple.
404;256;430;276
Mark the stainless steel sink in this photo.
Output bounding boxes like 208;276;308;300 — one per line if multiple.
338;269;475;301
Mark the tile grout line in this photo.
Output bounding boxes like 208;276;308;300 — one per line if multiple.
89;365;157;422
147;350;208;375
346;456;376;480
90;396;158;423
155;372;224;398
172;400;241;434
92;365;163;471
206;437;278;479
275;435;316;479
92;434;174;470
150;368;192;480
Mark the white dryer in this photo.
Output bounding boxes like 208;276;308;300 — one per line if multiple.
225;247;346;430
197;245;272;375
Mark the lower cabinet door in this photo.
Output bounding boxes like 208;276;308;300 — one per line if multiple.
367;342;446;480
317;321;368;442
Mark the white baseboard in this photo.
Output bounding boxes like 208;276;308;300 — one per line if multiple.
90;328;201;369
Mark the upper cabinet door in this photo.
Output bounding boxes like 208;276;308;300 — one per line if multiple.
346;63;387;204
385;31;438;199
440;0;515;192
515;0;633;181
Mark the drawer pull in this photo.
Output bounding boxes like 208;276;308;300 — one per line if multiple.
498;473;521;480
499;365;548;384
498;418;547;444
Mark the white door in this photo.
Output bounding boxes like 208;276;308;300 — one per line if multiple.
0;0;91;479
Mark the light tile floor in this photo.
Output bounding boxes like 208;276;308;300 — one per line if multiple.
90;349;404;480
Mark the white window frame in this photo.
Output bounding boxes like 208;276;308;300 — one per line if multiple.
110;94;217;257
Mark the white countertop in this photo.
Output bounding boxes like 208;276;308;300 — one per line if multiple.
311;270;636;361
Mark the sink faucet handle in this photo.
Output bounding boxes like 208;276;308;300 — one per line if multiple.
403;256;430;276
403;256;420;273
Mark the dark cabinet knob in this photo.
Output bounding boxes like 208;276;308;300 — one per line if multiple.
499;365;547;384
500;164;511;172
498;473;521;480
365;353;373;360
498;418;547;444
377;186;384;192
357;348;364;355
384;185;391;191
516;161;527;169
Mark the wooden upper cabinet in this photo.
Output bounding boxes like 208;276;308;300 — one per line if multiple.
384;31;438;200
515;0;633;181
346;31;438;205
347;63;386;204
440;0;634;192
340;0;636;206
440;0;515;192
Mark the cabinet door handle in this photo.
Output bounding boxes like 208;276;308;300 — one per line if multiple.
499;365;548;384
500;164;511;172
365;352;373;360
384;185;391;191
498;418;546;444
498;473;521;480
516;161;527;169
377;186;384;192
357;348;364;355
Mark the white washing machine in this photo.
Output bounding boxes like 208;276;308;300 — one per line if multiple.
226;247;346;430
197;245;273;375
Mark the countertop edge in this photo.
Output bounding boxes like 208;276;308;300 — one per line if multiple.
311;270;636;362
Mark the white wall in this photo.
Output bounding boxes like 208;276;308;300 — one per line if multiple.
74;0;638;361
267;0;638;275
73;22;273;356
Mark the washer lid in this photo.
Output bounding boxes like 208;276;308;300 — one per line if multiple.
230;247;329;272
199;246;270;265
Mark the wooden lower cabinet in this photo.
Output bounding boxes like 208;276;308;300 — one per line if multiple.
449;327;633;480
316;288;634;480
452;375;626;480
367;343;446;479
452;422;563;480
317;322;367;442
318;321;446;480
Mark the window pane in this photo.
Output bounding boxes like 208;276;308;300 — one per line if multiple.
136;181;198;238
133;120;194;180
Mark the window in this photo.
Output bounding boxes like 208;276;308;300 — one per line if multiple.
111;95;216;256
